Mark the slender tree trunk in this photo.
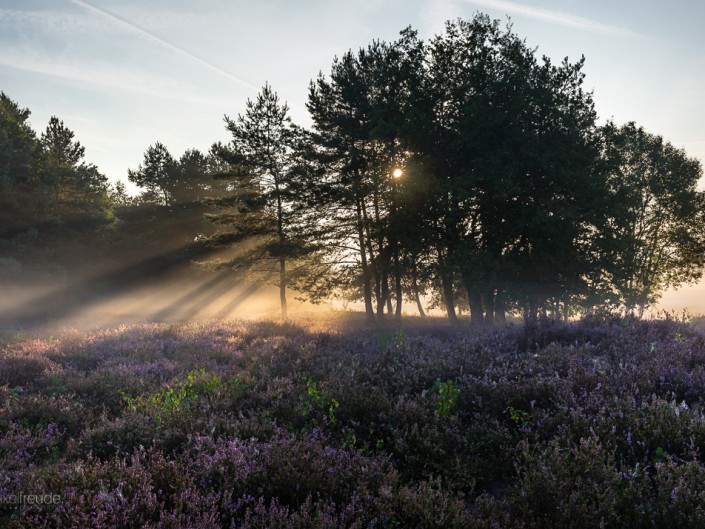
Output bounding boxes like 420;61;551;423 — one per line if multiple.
469;291;483;327
361;201;382;313
563;277;573;322
387;180;403;320
462;274;483;326
370;191;387;320
274;177;287;320
277;270;287;319
523;296;539;352
412;265;426;317
526;297;538;325
376;280;385;318
385;281;393;314
441;272;457;323
495;290;507;324
484;289;495;326
394;250;402;321
356;198;375;321
378;270;389;319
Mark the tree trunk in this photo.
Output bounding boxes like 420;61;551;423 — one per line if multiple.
386;285;393;314
525;297;538;325
378;271;389;319
441;272;457;323
462;274;483;326
361;201;382;315
356;198;375;321
495;290;507;324
279;257;287;319
274;176;287;320
412;266;426;317
562;288;570;322
469;291;483;327
484;289;495;326
394;250;402;321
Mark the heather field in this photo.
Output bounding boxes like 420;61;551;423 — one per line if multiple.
4;315;705;528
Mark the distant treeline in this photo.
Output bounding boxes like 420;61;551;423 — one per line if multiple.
2;14;704;323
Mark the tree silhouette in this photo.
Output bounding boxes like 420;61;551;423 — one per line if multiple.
602;121;705;313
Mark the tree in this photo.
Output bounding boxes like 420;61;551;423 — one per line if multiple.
41;116;85;167
471;40;604;324
176;149;215;204
387;16;605;324
127;142;178;205
306;14;640;325
0;92;47;238
204;84;315;318
0;94;125;287
108;180;134;208
128;142;227;210
124;143;229;266
40;116;111;228
307;31;427;321
602;122;705;313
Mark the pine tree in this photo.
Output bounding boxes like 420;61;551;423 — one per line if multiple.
203;84;317;318
0;92;47;238
40;116;111;229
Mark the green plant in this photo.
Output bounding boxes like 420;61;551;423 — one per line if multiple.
301;377;339;425
674;332;688;344
433;378;459;420
653;446;668;463
118;368;227;429
344;427;357;449
505;405;530;427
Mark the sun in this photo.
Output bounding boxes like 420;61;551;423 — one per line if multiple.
392;168;403;178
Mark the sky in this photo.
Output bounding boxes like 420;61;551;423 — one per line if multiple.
1;0;705;313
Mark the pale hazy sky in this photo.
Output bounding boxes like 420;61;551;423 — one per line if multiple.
2;0;705;313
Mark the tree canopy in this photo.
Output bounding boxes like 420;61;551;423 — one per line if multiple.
3;13;704;321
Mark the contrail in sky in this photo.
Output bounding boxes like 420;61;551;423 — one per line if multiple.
68;0;258;91
459;0;640;38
